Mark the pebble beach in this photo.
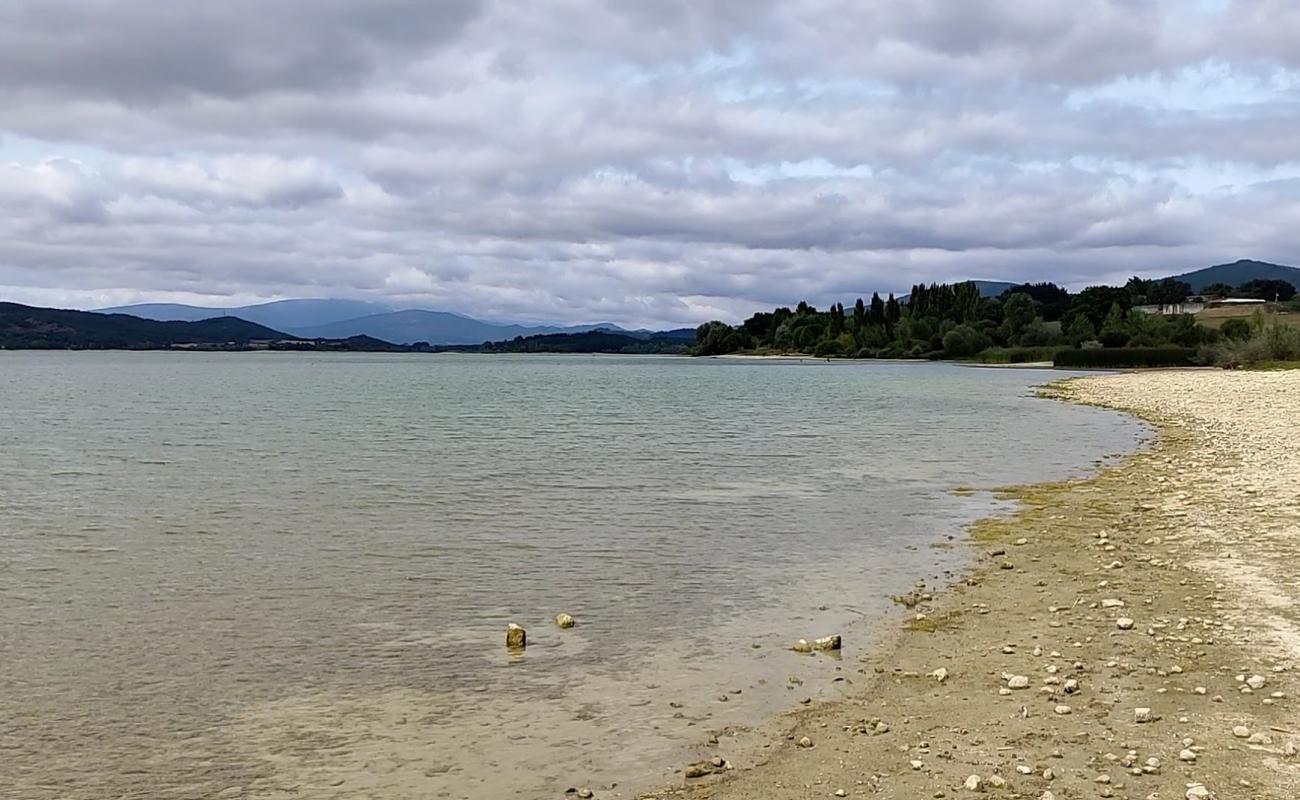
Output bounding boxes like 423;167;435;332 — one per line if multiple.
638;369;1300;800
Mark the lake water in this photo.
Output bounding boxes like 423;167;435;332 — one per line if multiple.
0;353;1145;800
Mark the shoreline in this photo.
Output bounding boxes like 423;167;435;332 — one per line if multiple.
639;369;1300;800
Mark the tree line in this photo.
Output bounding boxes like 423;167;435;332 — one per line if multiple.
694;276;1298;360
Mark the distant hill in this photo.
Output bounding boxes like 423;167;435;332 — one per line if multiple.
98;299;396;330
1165;260;1300;293
101;299;629;345
293;309;622;345
0;302;290;349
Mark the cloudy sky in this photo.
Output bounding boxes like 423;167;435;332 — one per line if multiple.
2;0;1298;327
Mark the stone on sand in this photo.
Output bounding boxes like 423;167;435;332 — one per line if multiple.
506;623;527;649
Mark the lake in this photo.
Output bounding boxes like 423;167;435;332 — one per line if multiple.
0;353;1145;800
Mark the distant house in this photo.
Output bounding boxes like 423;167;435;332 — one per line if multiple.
1133;301;1205;315
1204;298;1267;307
1133;297;1267;316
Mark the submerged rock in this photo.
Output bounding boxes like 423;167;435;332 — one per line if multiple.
555;613;576;629
506;623;527;649
792;639;813;653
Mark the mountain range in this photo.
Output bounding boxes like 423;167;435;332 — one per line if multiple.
97;299;628;345
94;259;1300;345
1;302;287;349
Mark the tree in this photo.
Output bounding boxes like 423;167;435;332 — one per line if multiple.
1000;282;1071;320
1200;282;1234;298
1066;314;1095;345
852;298;866;333
1147;278;1193;306
1071;286;1133;329
695;321;745;356
1098;303;1131;348
1002;292;1036;342
828;303;845;337
1018;319;1057;347
869;293;886;326
1236;279;1296;302
885;294;901;326
942;324;991;358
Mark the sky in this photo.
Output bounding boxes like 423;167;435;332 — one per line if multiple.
1;0;1299;328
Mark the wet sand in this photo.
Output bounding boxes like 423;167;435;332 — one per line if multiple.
640;369;1300;800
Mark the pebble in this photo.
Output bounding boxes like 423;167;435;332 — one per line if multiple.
1246;674;1267;690
931;667;949;683
1134;707;1154;723
835;791;847;798
555;613;576;629
1054;704;1072;715
1232;725;1249;738
963;774;981;792
1007;675;1030;689
1116;617;1135;630
1179;749;1197;762
797;736;813;748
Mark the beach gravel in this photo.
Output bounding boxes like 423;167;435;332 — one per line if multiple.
640;370;1300;800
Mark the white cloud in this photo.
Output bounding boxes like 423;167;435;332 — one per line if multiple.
0;0;1298;327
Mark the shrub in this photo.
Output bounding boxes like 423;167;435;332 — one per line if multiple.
942;324;991;357
813;339;844;357
969;347;1064;364
1219;318;1252;341
1053;347;1198;369
1203;317;1300;367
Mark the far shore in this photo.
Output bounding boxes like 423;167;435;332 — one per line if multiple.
639;369;1300;800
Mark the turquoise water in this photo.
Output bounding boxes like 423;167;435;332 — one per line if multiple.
0;353;1145;800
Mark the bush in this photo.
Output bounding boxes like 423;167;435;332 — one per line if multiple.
968;347;1064;364
1203;317;1300;367
813;339;844;357
1219;318;1252;341
942;324;991;357
1053;347;1198;369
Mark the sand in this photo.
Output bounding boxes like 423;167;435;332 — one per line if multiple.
638;369;1300;800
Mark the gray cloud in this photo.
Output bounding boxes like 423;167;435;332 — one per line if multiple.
1;0;1299;327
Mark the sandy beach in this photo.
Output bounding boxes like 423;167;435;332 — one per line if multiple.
639;369;1300;800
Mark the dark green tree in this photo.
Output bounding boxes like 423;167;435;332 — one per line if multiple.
869;293;886;326
1002;292;1036;342
1236;279;1296;302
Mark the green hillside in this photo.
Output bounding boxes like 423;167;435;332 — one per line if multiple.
1167;259;1300;293
0;302;290;349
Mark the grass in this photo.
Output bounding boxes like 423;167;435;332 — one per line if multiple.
1196;305;1300;330
1246;360;1300;371
964;346;1063;364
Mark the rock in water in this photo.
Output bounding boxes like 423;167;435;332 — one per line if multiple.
792;639;813;653
555;613;576;629
506;623;527;649
813;634;842;651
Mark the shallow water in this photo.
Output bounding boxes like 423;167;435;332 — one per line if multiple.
0;353;1145;799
